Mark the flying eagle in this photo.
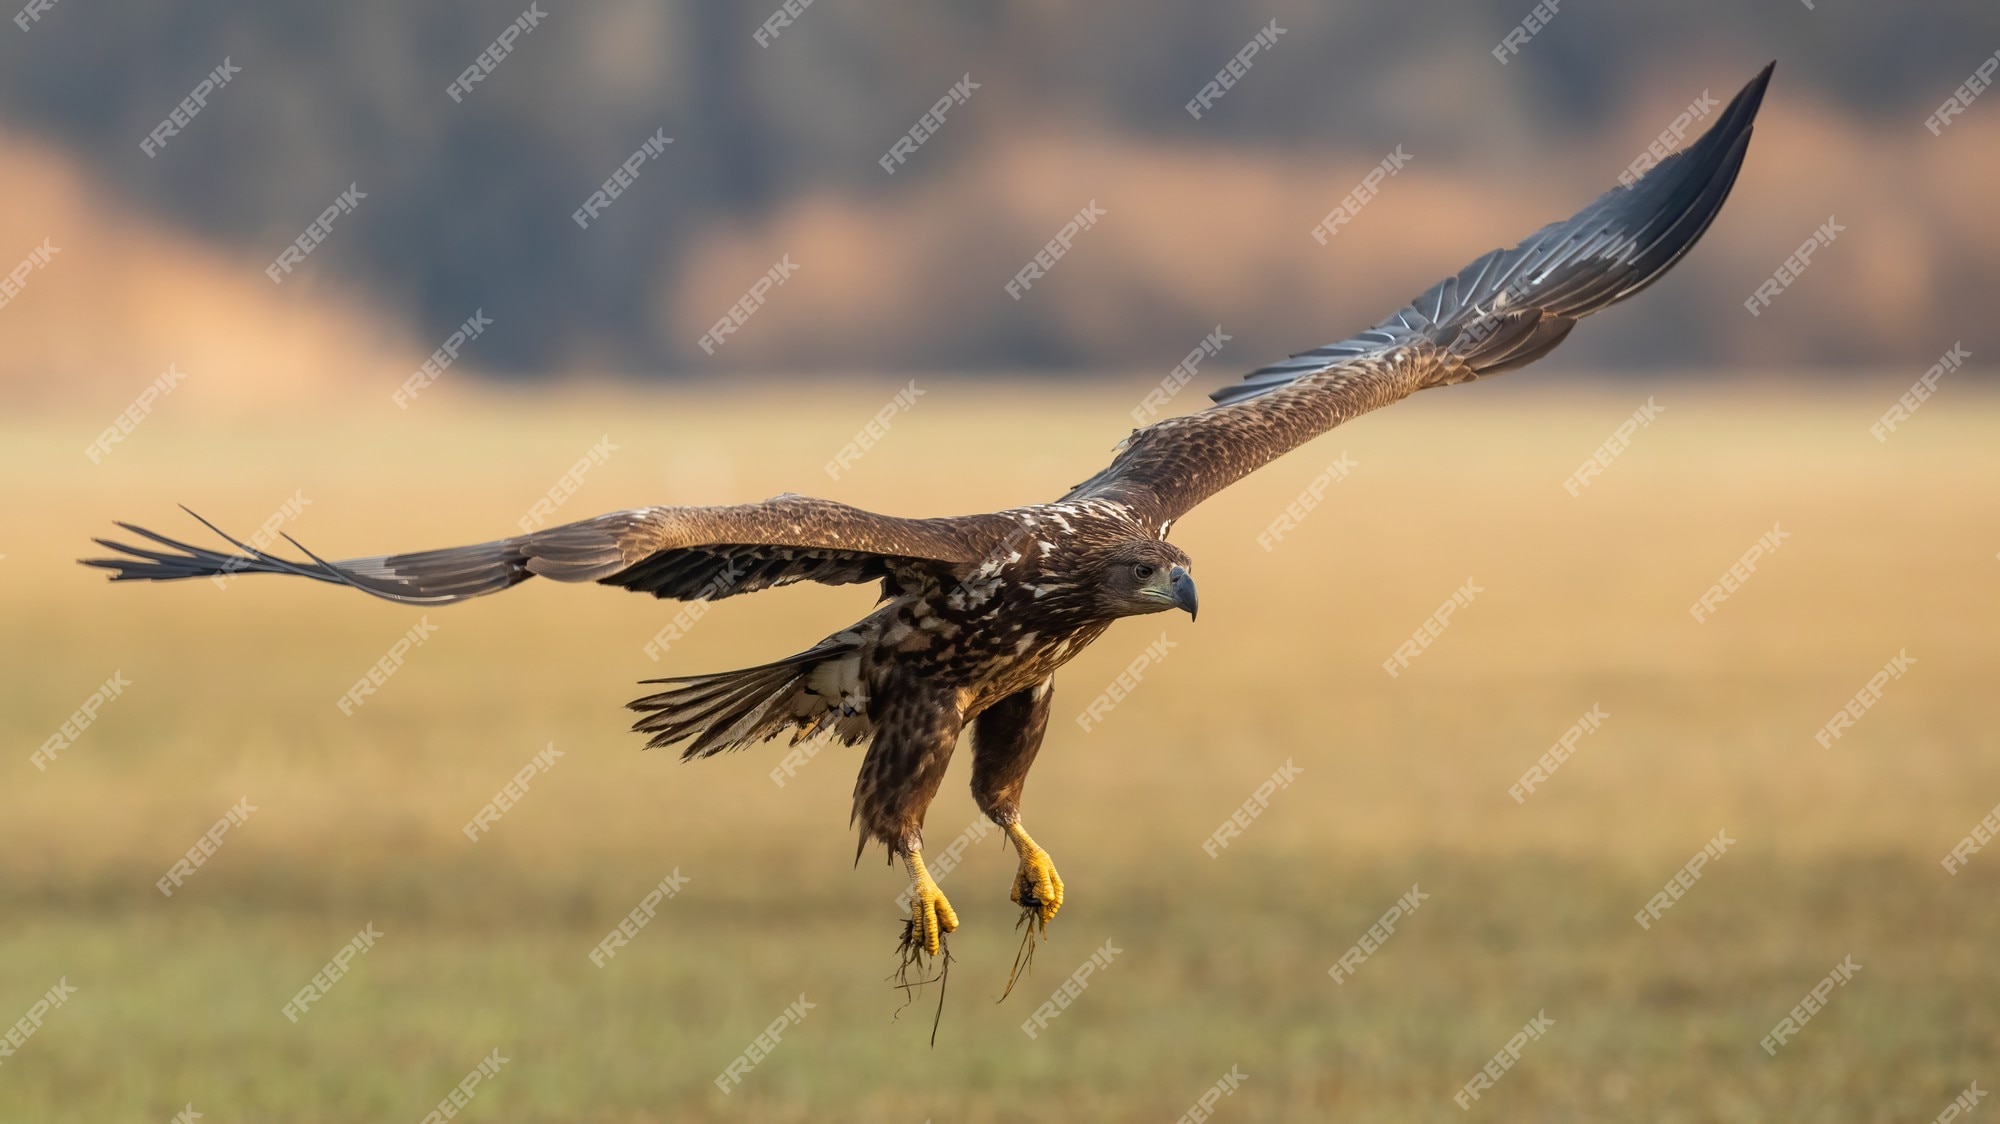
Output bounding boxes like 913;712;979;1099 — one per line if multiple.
85;65;1771;960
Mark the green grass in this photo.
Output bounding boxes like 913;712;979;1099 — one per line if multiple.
8;858;1997;1121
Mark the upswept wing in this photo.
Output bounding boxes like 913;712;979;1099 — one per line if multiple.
1066;63;1773;526
83;494;1020;606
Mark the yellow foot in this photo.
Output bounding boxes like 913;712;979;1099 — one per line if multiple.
900;848;959;958
1006;822;1064;927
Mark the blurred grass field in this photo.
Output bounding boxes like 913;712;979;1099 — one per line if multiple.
3;375;1997;1122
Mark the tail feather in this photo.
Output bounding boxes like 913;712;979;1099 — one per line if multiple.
629;636;872;759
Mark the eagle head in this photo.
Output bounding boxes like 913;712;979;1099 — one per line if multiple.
1092;539;1197;621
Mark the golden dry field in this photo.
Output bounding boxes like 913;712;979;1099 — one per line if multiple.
3;377;1996;1122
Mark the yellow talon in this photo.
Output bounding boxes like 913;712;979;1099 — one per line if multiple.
1005;822;1064;925
903;848;959;957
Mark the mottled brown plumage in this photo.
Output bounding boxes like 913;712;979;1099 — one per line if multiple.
82;64;1773;959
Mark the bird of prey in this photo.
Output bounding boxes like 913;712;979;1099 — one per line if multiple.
85;64;1772;962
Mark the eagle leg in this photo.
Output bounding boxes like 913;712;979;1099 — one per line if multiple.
900;845;959;957
1005;821;1065;928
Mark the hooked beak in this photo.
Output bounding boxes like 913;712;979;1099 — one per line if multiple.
1168;565;1198;620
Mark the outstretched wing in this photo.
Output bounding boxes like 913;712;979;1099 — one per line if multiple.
1067;63;1773;526
82;494;1019;606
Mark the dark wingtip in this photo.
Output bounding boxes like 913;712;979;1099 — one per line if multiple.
81;536;125;563
1733;60;1776;122
1670;63;1773;176
1712;62;1776;146
80;526;168;578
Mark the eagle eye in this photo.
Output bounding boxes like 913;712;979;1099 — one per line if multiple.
1133;563;1155;580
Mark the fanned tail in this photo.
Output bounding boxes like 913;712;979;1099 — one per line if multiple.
628;634;874;759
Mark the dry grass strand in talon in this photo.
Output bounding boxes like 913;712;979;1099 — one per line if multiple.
999;903;1047;1002
890;920;952;1047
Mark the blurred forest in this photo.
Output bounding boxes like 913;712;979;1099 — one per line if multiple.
1;0;1996;399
